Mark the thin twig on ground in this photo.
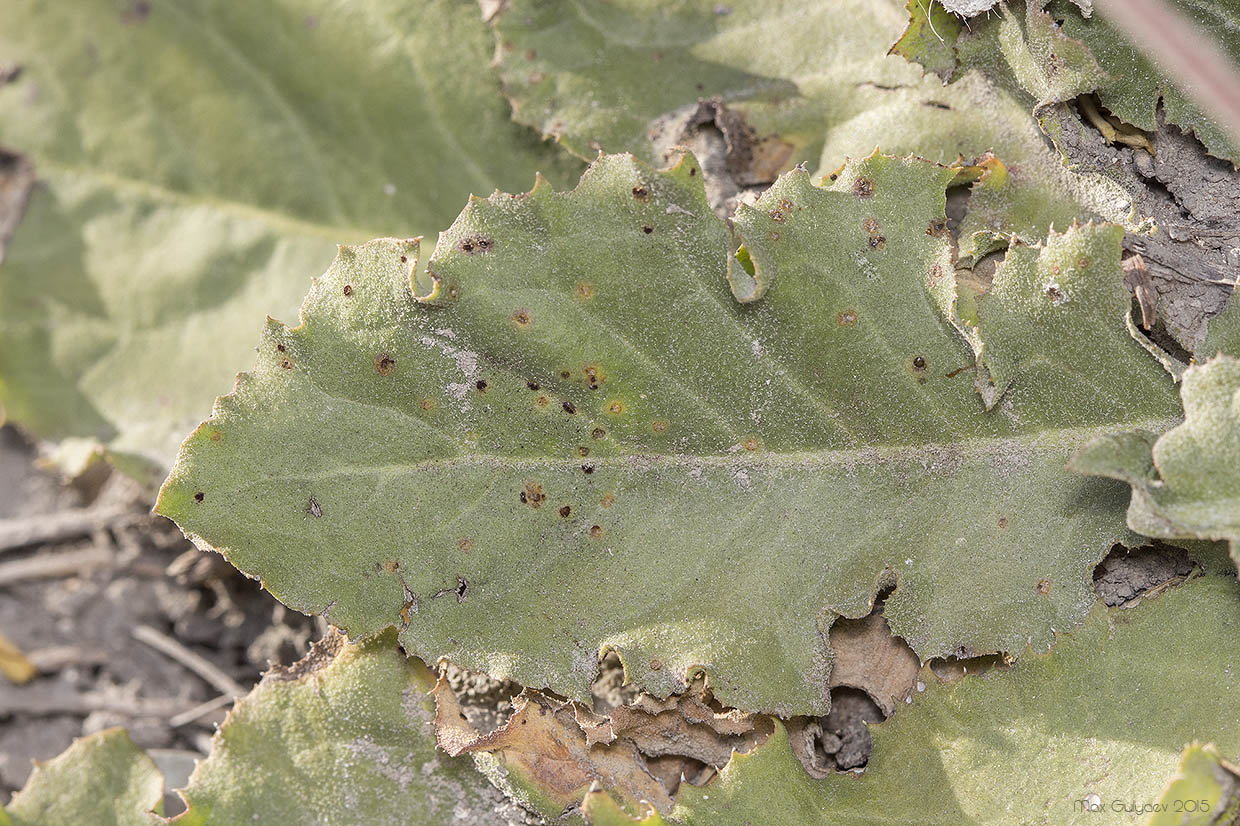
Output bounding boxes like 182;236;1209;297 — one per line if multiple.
0;546;114;586
168;693;235;728
0;506;137;554
131;624;247;698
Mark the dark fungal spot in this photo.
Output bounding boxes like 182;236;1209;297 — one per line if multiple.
867;235;886;249
590;525;603;538
642;225;654;234
458;236;493;254
689;167;697;176
475;379;488;392
837;309;858;326
560;370;571;379
343;284;353;296
276;343;286;352
194;492;204;502
512;309;532;327
769;209;786;223
927;219;947;236
577;446;590;457
374;354;396;376
779;198;793;211
1046;285;1062;301
1077;257;1089;269
400;255;407;263
559;505;572;518
582;464;594;474
527;380;540;391
863;217;880;234
562;401;576;414
632;185;649;200
592;428;606;440
280;359;293;370
913;356;927;371
1036;578;1051;595
852;177;874;198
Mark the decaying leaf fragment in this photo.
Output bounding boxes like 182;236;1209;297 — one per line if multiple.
431;671;769;817
1147;743;1240;826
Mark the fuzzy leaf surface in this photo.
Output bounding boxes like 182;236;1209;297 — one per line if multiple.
0;0;580;479
170;630;501;825
2;728;162;826
158;153;1178;716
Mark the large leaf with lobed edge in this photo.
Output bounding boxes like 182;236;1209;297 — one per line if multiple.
0;0;580;480
158;152;1179;717
584;575;1240;826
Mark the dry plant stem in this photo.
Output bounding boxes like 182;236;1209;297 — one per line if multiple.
131;624;247;698
0;547;114;585
168;694;235;728
0;506;135;554
1094;0;1240;146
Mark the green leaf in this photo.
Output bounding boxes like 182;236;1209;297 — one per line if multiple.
171;630;504;825
592;575;1240;826
0;0;581;479
1071;355;1240;571
157;151;1181;718
1200;293;1240;361
1147;743;1240;826
3;728;162;826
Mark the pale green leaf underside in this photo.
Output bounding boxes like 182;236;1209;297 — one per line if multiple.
644;575;1240;826
158;152;1178;716
3;728;162;826
171;630;499;826
0;0;580;477
1072;356;1240;571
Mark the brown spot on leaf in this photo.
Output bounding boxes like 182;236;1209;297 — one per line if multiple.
912;356;927;371
458;236;493;254
577;446;590;457
769;209;786;223
998;516;1008;529
559;505;572;518
852;177;874;198
280;359;294;370
383;559;399;573
862;218;880;234
632;186;649;200
193;492;204;502
581;464;594;474
374;354;396;376
867;235;886;249
928;264;944;288
527;380;540;391
592;428;606;439
651;420;667;433
420;398;435;411
590;525;603;538
521;482;545;509
642;225;654;234
1036;578;1052;595
457;538;473;553
535;395;551;408
562;401;577;414
649;658;663;672
770;231;780;241
512;309;532;327
600;494;615;508
342;284;353;296
575;282;594;300
743;437;760;451
607;401;625;415
1077;256;1089;269
210;431;222;442
475;379;488;392
779;198;793;211
837;310;858;326
276;344;286;352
